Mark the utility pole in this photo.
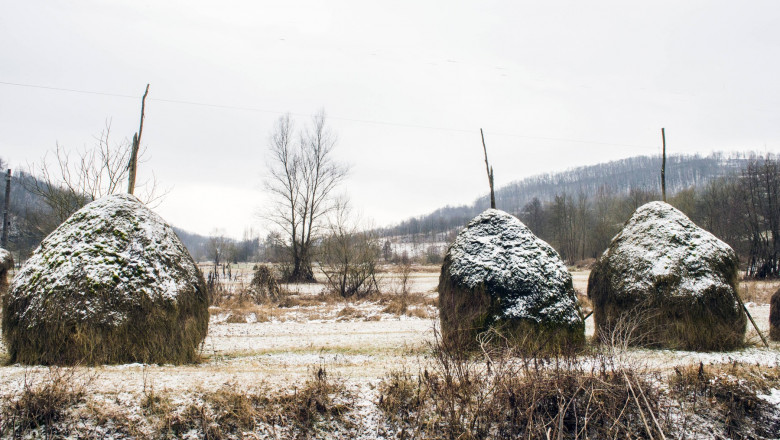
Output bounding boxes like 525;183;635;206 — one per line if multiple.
480;129;496;209
2;169;11;248
128;84;150;195
661;128;667;203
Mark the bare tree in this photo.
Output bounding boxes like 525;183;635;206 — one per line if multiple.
741;155;780;278
319;199;380;298
265;110;348;282
24;122;165;233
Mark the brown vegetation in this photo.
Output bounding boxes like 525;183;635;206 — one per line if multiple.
589;267;746;351
1;367;93;437
771;287;780;341
439;256;584;354
2;342;780;438
1;366;352;439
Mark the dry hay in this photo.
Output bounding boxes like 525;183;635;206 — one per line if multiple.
438;209;584;353
249;264;282;302
588;201;746;351
1;194;208;365
771;288;780;341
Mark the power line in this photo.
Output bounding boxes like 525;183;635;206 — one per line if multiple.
0;80;657;150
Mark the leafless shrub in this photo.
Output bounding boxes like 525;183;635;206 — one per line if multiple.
24;122;167;234
320;202;380;299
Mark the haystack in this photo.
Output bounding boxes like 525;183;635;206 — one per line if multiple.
0;248;12;293
770;288;780;341
2;194;208;365
588;201;745;351
438;209;584;351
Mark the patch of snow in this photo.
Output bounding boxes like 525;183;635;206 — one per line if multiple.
759;388;780;406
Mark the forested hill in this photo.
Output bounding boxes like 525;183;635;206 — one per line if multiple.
378;152;751;238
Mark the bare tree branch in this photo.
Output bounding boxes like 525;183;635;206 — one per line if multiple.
263;110;348;282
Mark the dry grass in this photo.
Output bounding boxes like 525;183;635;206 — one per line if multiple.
377;330;661;439
337;305;365;320
0;365;353;439
210;285;437;324
376;327;780;439
2;346;780;438
740;279;780;304
159;366;352;438
669;362;780;438
0;367;94;437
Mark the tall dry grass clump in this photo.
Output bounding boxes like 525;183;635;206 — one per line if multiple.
378;328;666;439
0;367;94;437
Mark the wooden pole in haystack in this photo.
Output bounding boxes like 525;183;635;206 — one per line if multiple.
732;288;770;348
2;169;10;248
128;84;150;195
481;128;496;209
661;128;667;203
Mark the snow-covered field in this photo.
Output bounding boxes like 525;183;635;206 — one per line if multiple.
2;269;778;389
1;267;779;438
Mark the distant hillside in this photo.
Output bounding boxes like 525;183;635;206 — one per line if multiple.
379;152;751;239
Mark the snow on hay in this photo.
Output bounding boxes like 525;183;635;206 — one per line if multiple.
2;194;208;365
588;201;746;351
438;209;584;351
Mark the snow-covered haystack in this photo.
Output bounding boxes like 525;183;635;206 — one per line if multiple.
438;209;584;351
2;194;208;365
770;288;780;341
588;201;745;351
0;248;12;293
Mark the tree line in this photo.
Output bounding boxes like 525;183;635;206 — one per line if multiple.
379;153;752;239
515;154;780;278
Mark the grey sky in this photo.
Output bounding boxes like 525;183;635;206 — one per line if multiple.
2;1;779;237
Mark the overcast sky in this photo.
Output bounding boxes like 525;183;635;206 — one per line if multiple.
2;1;779;238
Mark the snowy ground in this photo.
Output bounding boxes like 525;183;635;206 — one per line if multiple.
1;269;777;384
1;268;779;438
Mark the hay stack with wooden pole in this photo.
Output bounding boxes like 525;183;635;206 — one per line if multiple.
438;209;584;352
2;194;208;365
587;201;746;351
